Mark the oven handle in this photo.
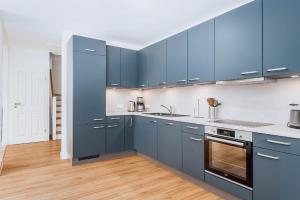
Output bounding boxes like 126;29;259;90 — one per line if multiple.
206;136;245;147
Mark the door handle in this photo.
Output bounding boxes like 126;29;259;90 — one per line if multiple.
188;78;200;82
93;118;104;121
150;120;157;123
111;83;119;86
110;117;121;120
189;137;202;142
93;126;105;129
165;122;174;126
267;67;288;72
84;48;96;52
177;80;187;83
129;117;133;127
107;125;119;128
241;71;259;75
266;139;291;146
186;126;199;130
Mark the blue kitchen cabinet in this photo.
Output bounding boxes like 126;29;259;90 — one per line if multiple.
253;147;300;200
73;35;106;56
182;131;204;180
73;51;106;125
124;115;134;150
73;124;106;158
157;120;182;170
141;118;158;159
188;19;215;84
166;31;187;86
263;0;300;77
121;48;138;88
215;0;262;81
148;40;167;87
137;48;148;88
106;46;121;87
133;116;144;152
106;116;125;153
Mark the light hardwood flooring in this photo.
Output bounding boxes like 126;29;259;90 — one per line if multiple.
0;141;230;200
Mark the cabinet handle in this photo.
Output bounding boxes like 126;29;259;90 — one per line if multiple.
257;152;280;160
150;120;157;123
186;126;199;130
159;82;166;85
267;67;288;72
165;122;174;126
111;83;119;86
129;117;133;127
188;78;200;82
177;80;186;83
110;117;121;120
189;137;202;142
266;139;291;146
241;71;259;75
93;118;104;121
107;125;119;128
93;126;105;129
139;85;145;87
84;48;96;52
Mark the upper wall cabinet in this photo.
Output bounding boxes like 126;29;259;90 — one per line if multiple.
148;40;167;87
106;46;121;87
137;48;148;88
167;31;188;86
188;19;215;84
121;48;138;88
263;0;300;77
73;35;106;56
215;0;262;81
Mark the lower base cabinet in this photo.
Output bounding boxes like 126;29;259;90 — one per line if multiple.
182;132;204;180
253;147;300;200
124;116;134;150
73;124;106;158
106;122;125;153
142;118;158;159
157;120;182;170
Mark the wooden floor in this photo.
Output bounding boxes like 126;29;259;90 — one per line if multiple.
0;141;227;200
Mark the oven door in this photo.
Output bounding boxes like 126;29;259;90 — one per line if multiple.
205;135;252;188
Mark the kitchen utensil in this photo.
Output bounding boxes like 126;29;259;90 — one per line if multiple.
136;97;145;112
288;104;300;129
207;98;215;107
128;101;135;112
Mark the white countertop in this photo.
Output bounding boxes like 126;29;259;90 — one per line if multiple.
107;112;300;139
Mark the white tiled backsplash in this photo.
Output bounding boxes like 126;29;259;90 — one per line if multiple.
107;78;300;124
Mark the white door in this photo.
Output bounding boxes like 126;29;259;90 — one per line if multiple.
8;49;49;144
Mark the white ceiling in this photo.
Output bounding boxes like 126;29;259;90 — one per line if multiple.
0;0;252;51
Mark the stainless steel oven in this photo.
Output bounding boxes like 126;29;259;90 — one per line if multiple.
204;126;253;189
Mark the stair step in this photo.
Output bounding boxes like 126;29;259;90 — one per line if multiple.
57;117;61;120
57;124;61;127
56;105;61;107
56;111;61;113
56;131;61;134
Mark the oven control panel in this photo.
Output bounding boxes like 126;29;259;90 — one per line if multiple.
205;126;253;142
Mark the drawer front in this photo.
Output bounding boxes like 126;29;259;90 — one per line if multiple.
107;116;124;124
181;123;204;135
73;35;106;55
253;133;300;155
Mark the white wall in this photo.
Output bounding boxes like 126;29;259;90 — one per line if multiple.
141;78;300;125
61;32;73;160
0;18;6;144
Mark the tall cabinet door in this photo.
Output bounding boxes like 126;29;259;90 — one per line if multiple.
253;147;300;200
137;48;148;88
215;0;262;81
124;116;134;150
148;40;167;87
167;31;187;86
188;19;215;84
106;46;121;87
73;52;106;125
263;0;300;77
121;49;138;88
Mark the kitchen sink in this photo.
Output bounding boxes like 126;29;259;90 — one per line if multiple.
143;112;189;117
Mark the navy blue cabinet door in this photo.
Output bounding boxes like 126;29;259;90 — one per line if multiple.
73;52;106;125
137;48;148;88
253;147;300;200
263;0;300;77
148;40;167;87
182;132;204;180
73;124;106;158
167;31;187;86
121;48;138;88
73;35;106;56
133;116;144;152
124;116;134;150
106;123;125;153
142;118;158;159
157;120;182;170
106;46;121;87
188;19;215;84
215;0;262;81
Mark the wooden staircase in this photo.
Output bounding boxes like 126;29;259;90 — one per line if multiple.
55;96;62;139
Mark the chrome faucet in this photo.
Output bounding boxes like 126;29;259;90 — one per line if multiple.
160;105;173;114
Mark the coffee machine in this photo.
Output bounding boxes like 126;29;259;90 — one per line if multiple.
136;97;145;112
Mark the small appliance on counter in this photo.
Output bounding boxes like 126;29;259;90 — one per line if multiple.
287;103;300;129
128;101;136;112
136;97;145;112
